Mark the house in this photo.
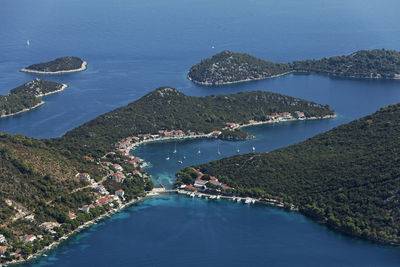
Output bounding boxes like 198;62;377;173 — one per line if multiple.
115;189;125;197
113;164;123;171
96;184;108;195
281;112;292;119
295;111;305;119
173;130;184;136
111;171;126;183
163;131;173;137
211;130;222;137
194;178;207;187
97;197;113;205
0;234;6;244
185;185;197;190
104;161;113;166
128;160;138;167
79;205;91;213
226;122;237;128
23;234;36;243
0;246;7;255
40;222;60;233
68;213;77;220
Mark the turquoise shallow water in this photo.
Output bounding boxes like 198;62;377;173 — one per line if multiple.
1;0;400;265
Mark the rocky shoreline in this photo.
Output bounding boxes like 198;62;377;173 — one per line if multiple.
0;84;68;118
20;61;87;74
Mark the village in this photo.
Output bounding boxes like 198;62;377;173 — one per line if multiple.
0;111;308;262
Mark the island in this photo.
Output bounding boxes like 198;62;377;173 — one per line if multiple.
0;86;333;265
0;78;67;118
21;57;87;74
175;103;400;246
188;49;400;85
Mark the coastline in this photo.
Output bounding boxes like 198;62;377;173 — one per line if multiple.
36;83;68;97
119;114;337;155
0;84;68;119
5;189;163;266
20;61;87;74
0;101;45;118
187;71;294;85
188;70;400;86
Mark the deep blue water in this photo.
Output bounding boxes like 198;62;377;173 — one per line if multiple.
1;0;400;266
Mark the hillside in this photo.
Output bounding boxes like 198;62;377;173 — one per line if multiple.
21;56;86;74
0;79;66;117
188;51;292;85
56;87;334;157
188;49;400;84
184;103;400;245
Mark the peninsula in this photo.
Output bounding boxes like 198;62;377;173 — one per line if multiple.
0;86;333;264
0;78;67;118
21;56;87;74
188;49;400;85
176;103;400;245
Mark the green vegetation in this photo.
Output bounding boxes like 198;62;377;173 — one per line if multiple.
219;129;253;141
0;79;65;117
55;87;333;157
188;50;292;84
0;86;333;262
293;49;400;78
188;49;400;84
23;56;85;73
188;103;400;245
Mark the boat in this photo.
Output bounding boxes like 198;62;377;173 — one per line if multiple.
251;199;256;204
236;198;241;202
216;195;221;199
26;39;30;46
173;142;177;153
245;198;252;204
236;147;240;153
217;141;221;155
190;193;195;198
178;160;183;164
210;195;216;199
183;155;186;160
166;151;170;160
232;197;236;201
252;146;256;152
197;146;201;154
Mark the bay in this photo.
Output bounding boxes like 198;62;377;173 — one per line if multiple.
1;0;400;266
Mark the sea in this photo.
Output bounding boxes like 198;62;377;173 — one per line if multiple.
1;0;400;266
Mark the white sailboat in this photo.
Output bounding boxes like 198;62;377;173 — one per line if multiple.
26;40;30;46
173;142;177;154
252;146;256;152
217;141;221;155
166;151;170;160
197;146;201;154
236;145;240;153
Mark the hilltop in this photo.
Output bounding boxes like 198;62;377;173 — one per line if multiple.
0;79;67;118
188;49;400;84
21;56;87;74
181;103;400;245
188;51;292;85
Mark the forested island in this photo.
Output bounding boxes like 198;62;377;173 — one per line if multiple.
0;86;333;264
0;78;67;118
21;57;87;74
176;103;400;245
56;87;334;157
188;49;400;84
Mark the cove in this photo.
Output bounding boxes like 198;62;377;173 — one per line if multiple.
1;0;400;265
